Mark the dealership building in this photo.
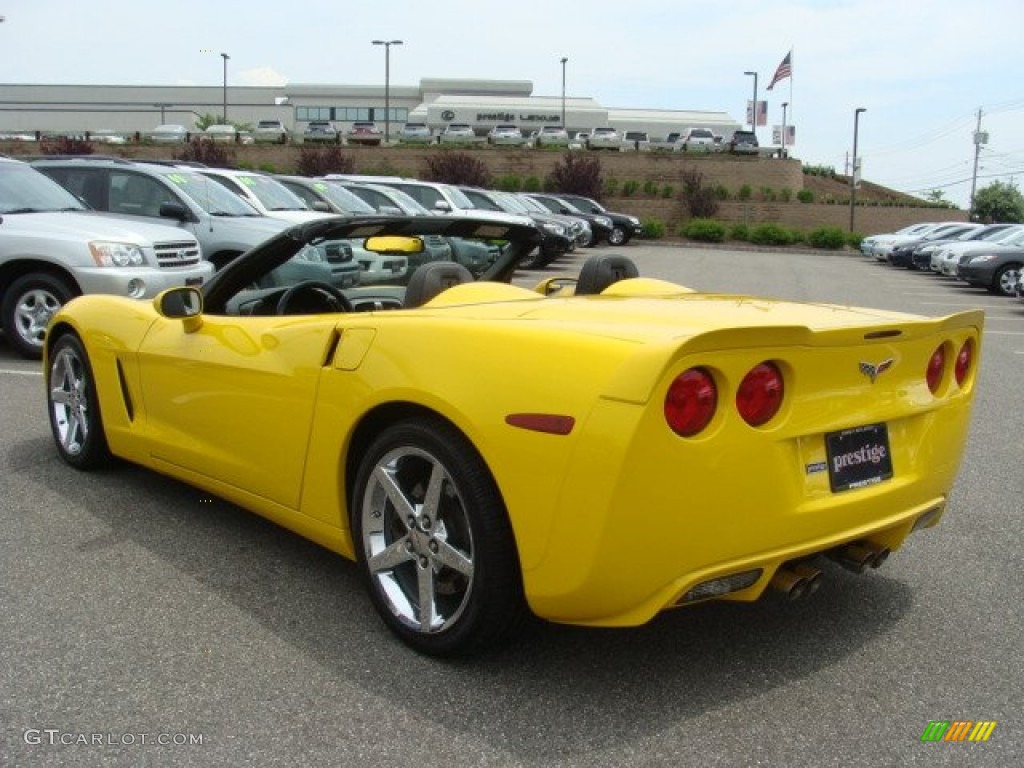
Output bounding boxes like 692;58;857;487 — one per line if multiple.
0;78;742;141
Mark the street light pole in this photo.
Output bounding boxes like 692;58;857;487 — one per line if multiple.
220;52;229;123
781;102;788;158
744;71;758;133
372;39;403;145
560;57;568;129
849;107;867;233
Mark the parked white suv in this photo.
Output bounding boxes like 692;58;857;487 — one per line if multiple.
678;128;716;152
620;131;651;152
0;158;211;358
253;119;289;144
586;127;622;151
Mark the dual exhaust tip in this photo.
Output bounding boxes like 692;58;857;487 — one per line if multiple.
769;541;890;600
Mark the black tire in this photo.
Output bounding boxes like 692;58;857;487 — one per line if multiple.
1;273;75;359
209;252;242;271
607;226;629;246
352;416;527;656
518;248;546;270
46;332;112;470
990;264;1021;297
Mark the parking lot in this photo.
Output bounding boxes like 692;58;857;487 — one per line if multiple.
2;243;1021;767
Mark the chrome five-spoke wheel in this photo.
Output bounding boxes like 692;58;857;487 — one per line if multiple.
46;334;110;469
353;417;525;656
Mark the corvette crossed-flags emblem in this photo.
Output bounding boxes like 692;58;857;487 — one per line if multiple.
859;359;894;383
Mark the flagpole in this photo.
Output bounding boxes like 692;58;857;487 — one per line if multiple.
788;48;794;149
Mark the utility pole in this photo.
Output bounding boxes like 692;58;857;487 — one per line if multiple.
969;109;987;216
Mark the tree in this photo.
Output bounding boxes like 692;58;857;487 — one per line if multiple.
971;180;1024;223
925;189;949;206
194;112;221;131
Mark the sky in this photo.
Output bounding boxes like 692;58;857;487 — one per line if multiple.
2;0;1022;209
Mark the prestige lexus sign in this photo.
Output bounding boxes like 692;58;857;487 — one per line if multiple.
476;112;560;123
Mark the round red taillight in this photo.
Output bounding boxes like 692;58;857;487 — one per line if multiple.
665;368;718;437
736;362;785;427
926;345;946;394
955;339;974;387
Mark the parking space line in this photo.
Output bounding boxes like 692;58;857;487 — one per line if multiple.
0;368;42;377
916;301;1007;308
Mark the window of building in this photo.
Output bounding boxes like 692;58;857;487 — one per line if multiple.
296;106;332;121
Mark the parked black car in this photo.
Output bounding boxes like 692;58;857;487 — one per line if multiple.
553;194;643;245
524;192;613;246
457;187;572;269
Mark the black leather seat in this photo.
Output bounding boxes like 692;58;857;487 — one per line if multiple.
575;254;639;295
404;261;474;307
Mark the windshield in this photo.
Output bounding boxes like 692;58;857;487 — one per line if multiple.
313;181;376;214
165;171;261;216
489;192;531;215
516;196;550;215
442;185;475;209
348;184;432;215
235;175;310;212
0;162;87;213
998;228;1024;246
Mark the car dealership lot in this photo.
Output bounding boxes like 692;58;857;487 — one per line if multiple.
2;243;1020;766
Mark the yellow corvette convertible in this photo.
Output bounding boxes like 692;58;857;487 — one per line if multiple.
44;215;983;656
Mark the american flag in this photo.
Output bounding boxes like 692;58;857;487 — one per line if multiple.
766;51;792;91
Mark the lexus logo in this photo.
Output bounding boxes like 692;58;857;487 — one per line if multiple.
859;359;894;383
441;110;455;121
177;250;189;261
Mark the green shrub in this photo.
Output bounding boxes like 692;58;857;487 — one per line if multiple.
796;189;814;203
683;218;727;242
604;178;619;197
779;188;793;203
714;184;730;201
803;164;837;178
621;180;641;197
729;223;750;242
497;174;522;191
643;180;659;197
661;185;674;199
258;162;278;174
749;223;795;246
847;233;864;249
523;175;541;192
806;226;848;249
642;217;666;239
738;184;752;201
759;186;776;202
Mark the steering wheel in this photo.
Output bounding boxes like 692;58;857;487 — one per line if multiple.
275;281;354;315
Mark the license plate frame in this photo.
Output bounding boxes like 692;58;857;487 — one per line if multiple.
825;423;893;493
